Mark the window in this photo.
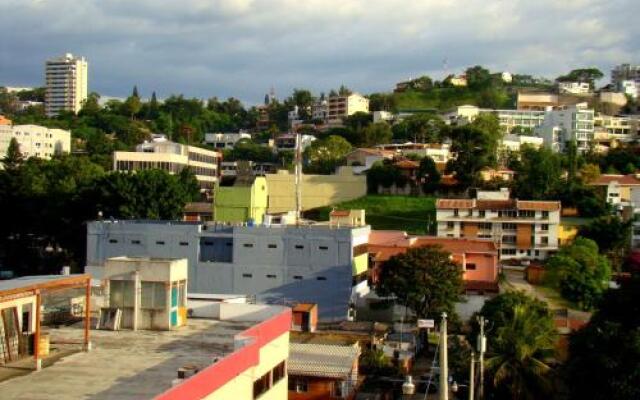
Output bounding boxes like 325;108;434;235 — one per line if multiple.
108;239;118;244
156;241;165;245
243;243;254;248
319;246;329;250
295;244;304;249
288;379;308;393
293;275;303;280
316;276;327;281
131;240;141;245
268;244;277;249
466;263;477;271
479;210;486;218
179;241;189;246
453;209;459;217
141;282;166;310
542;211;549;218
253;371;271;399
109;280;135;308
540;236;549;245
541;224;549;231
479;222;492;230
502;223;517;230
242;273;253;278
272;361;286;384
518;210;535;218
502;235;517;244
266;274;277;279
447;221;455;229
501;248;517;255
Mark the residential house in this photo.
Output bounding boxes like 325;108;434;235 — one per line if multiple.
344;148;395;174
558;81;591;95
588;173;640;210
203;132;251;149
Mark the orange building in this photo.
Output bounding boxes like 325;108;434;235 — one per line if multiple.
0;115;11;125
368;230;500;293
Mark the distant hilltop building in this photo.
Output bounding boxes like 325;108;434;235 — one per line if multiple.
0;119;71;164
45;53;88;117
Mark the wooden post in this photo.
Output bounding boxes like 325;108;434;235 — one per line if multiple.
84;277;91;351
34;290;41;371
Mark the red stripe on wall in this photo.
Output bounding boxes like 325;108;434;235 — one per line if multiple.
155;308;292;400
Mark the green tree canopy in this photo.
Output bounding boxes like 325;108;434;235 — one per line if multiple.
418;156;441;193
512;145;563;199
392;114;446;143
375;246;464;319
303;135;352;174
556;68;604;87
446;125;498;189
362;122;392;147
2;137;24;170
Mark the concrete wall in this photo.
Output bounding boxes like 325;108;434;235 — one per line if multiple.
0;295;37;333
214;177;268;223
265;168;366;213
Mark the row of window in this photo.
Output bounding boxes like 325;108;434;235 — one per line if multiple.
108;238;190;246
451;209;550;218
449;222;549;231
253;361;286;399
501;249;542;256
241;273;327;281
241;242;329;251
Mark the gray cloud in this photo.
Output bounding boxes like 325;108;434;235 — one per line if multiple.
1;0;638;105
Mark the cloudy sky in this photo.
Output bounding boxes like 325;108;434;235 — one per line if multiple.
1;0;638;104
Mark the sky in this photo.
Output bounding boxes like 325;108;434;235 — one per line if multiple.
1;0;638;105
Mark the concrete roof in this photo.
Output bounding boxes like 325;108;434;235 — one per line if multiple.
0;319;251;400
288;343;360;379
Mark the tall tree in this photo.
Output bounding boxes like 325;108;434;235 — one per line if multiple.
512;145;563;199
556;68;604;87
303;135;352;174
362;122;392;147
375;246;464;319
418;156;441;193
446;125;498;189
2;137;24;170
132;85;140;98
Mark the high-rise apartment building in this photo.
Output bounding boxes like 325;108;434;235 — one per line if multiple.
534;103;595;153
45;53;88;117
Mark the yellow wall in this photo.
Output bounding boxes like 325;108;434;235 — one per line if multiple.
558;224;579;246
0;295;37;333
265;168;366;213
215;177;269;223
352;253;368;276
204;332;289;400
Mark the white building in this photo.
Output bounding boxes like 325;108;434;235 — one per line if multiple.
612;64;640;89
203;132;251;149
375;142;453;164
45;53;88;117
436;190;561;260
0;123;71;162
113;138;221;190
534;103;595;153
499;134;544;153
444;105;546;133
327;93;369;122
273;134;316;152
618;80;638;99
557;81;591;95
501;72;513;83
311;99;329;121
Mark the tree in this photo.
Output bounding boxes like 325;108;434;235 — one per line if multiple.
2;137;24;170
344;111;372;140
578;163;600;184
564;274;640;400
545;237;611;310
512;145;563;199
338;85;352;96
446;125;498;189
122;93;142;120
485;304;556;399
362;122;392;147
418;156;441;193
579;216;631;269
368;93;397;112
80;92;101;116
288;89;314;120
392;114;446;143
465;65;493;90
375;246;464;319
303;135;352;174
147;91;160;120
556;68;604;87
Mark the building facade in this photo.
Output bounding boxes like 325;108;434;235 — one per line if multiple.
113;139;220;189
86;220;370;320
535;103;595;153
214;176;269;224
0;124;71;162
436;191;561;260
611;64;640;92
444;105;546;133
327;94;369;122
558;81;590;95
203;132;251;149
45;53;88;117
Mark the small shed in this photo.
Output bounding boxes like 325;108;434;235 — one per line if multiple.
102;257;188;331
292;303;318;333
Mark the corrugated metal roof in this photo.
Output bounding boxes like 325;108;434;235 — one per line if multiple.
0;274;85;293
288;343;360;379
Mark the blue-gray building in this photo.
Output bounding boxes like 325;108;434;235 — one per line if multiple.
86;221;371;320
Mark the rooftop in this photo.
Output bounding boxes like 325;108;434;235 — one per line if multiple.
589;173;640;186
0;274;89;298
436;198;561;211
0;319;249;400
288;343;360;379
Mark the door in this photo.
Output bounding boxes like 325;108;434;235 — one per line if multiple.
170;286;178;327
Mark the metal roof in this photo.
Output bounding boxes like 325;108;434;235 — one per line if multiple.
288;343;360;379
0;274;87;293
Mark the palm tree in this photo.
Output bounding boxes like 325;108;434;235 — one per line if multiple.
485;304;557;399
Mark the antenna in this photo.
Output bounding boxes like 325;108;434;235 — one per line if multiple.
294;133;302;223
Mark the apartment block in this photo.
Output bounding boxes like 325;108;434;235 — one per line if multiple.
0;123;70;162
535;103;595;153
436;190;561;260
113;137;220;189
86;220;371;320
45;53;88;117
327;93;369;121
444;105;546;133
203;132;251;149
612;64;640;89
558;81;591;95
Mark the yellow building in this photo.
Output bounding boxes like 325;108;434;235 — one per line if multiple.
265;167;367;213
214;176;268;223
327;93;369;121
45;53;88;117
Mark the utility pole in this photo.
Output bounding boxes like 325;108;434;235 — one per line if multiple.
294;132;302;224
469;351;475;400
439;312;448;400
477;316;486;400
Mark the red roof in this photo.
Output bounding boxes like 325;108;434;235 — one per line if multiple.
516;200;561;211
393;159;420;169
436;199;475;209
590;174;640;186
330;210;351;217
436;198;561;212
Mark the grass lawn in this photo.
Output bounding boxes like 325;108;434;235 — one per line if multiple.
305;195;436;234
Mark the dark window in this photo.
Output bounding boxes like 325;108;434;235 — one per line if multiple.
226;242;233;246
179;241;189;246
243;243;254;248
156;241;165;245
131;240;141;245
242;273;253;278
293;275;303;280
272;361;286;384
319;246;329;250
288;379;308;393
108;239;118;244
542;211;549;218
466;263;477;270
316;276;327;281
479;210;485;217
541;224;549;231
253;371;271;399
453;209;459;217
266;274;277;279
268;244;277;249
204;241;214;246
295;244;304;249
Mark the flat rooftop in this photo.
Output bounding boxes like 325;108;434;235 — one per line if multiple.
0;319;252;400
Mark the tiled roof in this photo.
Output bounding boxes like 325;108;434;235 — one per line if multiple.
288;343;360;379
393;159;420;169
476;200;515;210
590;174;640;186
368;230;409;246
516;200;561;211
436;199;475;209
347;148;396;157
330;210;351;217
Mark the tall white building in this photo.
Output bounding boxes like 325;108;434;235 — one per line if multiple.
534;103;595;153
45;53;88;117
0;123;71;162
